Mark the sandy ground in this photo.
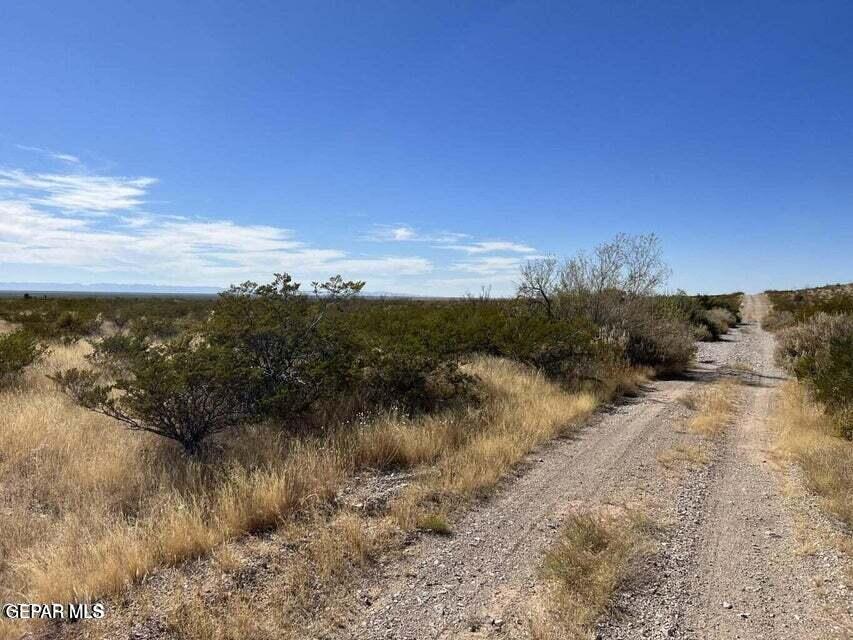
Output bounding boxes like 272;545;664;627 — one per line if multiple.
330;295;851;640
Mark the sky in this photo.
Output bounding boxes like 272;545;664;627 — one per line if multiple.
1;1;851;296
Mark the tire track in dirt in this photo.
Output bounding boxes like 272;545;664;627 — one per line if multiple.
601;294;849;640
679;295;848;639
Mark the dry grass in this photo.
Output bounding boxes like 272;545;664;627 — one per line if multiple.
772;381;853;527
532;507;654;639
0;318;18;334
657;444;710;469
1;348;630;639
389;356;606;529
685;379;740;437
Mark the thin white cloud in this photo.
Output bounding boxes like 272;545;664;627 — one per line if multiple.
438;241;537;254
0;199;431;285
451;255;531;275
365;224;468;244
0;169;157;213
16;145;82;165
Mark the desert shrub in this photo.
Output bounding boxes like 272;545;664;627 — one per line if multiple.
88;334;150;375
130;315;180;339
777;313;853;438
620;305;696;374
344;298;602;390
518;235;698;375
767;286;853;322
775;313;853;372
703;307;737;338
205;274;364;420
357;350;477;415
761;309;795;332
0;330;47;387
696;293;743;323
52;339;260;455
793;334;853;439
0;295;214;343
665;293;741;341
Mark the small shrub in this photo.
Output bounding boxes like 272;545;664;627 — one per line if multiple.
416;512;452;535
775;313;853;373
53;340;260;455
0;330;46;387
619;303;696;374
795;335;853;438
777;313;853;438
761;309;795;332
358;351;477;415
703;307;736;339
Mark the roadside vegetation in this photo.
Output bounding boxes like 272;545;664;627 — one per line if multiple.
763;284;852;528
684;379;741;437
533;508;655;639
0;234;742;639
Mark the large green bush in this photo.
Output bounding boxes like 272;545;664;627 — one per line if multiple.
776;312;853;439
205;274;364;419
0;330;47;387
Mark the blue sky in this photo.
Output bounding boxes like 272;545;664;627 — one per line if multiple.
1;1;851;295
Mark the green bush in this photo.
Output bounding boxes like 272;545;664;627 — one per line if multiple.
205;274;363;419
622;312;696;374
52;340;260;455
777;313;853;439
795;334;853;438
0;330;47;387
703;307;737;339
357;349;477;415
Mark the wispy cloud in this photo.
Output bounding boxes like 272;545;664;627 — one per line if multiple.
0;169;157;213
16;145;82;165
439;241;536;254
451;255;531;275
365;224;468;244
0;163;434;287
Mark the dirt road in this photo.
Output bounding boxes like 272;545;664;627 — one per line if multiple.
332;295;850;639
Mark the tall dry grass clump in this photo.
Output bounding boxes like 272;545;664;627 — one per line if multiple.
685;379;740;437
533;508;654;639
772;381;853;527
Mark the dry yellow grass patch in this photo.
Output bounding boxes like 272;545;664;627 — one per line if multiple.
160;511;395;640
390;356;603;529
657;444;710;469
772;381;853;527
0;318;18;334
685;379;740;437
532;508;654;639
